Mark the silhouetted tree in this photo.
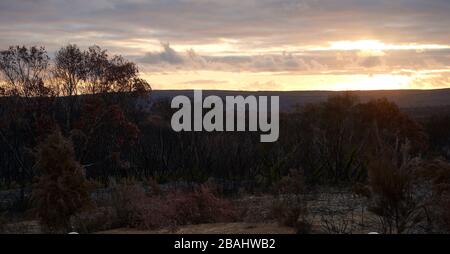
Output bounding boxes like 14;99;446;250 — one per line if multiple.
0;46;55;202
53;44;87;131
32;131;91;232
54;44;87;97
83;45;109;94
0;46;51;97
293;93;426;184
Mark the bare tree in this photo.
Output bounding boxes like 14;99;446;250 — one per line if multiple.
0;46;54;203
53;44;87;130
83;45;110;94
53;44;87;97
0;46;51;97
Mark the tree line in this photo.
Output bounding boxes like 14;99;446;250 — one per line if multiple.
0;44;449;193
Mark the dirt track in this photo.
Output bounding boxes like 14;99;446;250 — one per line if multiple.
96;222;296;234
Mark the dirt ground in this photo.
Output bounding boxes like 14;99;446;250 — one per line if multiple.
95;190;378;234
96;222;296;234
2;190;381;234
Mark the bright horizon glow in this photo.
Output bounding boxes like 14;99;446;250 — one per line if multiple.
143;70;448;91
137;39;450;91
311;40;450;51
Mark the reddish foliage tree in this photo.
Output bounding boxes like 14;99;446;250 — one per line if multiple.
32;131;91;232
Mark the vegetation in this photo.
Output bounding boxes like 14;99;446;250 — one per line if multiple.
31;131;91;232
1;44;450;233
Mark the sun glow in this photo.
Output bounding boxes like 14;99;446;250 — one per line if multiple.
332;74;413;91
135;38;450;91
313;40;450;51
142;71;431;91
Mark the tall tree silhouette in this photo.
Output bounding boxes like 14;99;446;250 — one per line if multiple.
0;46;51;97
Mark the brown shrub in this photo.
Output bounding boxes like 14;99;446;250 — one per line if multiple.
31;131;92;232
110;184;237;230
145;177;161;195
364;141;425;234
416;159;450;232
235;195;275;223
110;184;147;226
271;168;312;233
71;206;119;233
131;195;177;230
271;195;311;234
439;197;450;231
416;159;450;196
164;185;238;226
275;168;305;195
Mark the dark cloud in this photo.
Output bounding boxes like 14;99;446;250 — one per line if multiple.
359;56;383;68
140;43;185;65
1;0;450;49
138;44;329;72
137;43;450;75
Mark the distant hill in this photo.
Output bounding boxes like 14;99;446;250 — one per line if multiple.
149;89;450;113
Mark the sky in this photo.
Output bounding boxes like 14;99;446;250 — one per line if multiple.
1;0;450;91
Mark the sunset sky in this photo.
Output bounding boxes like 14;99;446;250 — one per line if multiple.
1;0;450;91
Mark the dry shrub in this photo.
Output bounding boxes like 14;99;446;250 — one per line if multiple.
31;132;92;232
320;211;355;234
203;177;224;196
417;159;450;196
71;206;119;233
0;218;39;233
272;168;312;233
416;159;450;232
110;184;147;226
0;213;6;233
364;141;425;234
321;216;352;234
352;183;372;199
363;156;450;233
131;195;176;230
110;184;176;229
111;184;237;230
235;195;275;223
271;195;311;234
145;177;161;195
275;168;305;195
439;197;450;231
170;185;238;225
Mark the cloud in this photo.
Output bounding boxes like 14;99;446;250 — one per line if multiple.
137;43;450;76
138;43;328;72
1;0;450;51
358;56;383;68
1;0;450;88
409;72;450;89
140;43;185;64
